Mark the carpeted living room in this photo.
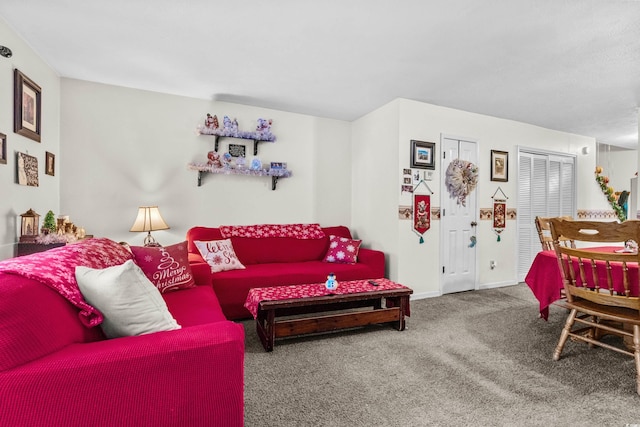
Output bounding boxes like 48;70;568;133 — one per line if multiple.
1;1;640;426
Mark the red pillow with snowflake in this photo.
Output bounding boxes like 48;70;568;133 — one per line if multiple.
194;239;246;273
130;241;196;293
322;235;362;264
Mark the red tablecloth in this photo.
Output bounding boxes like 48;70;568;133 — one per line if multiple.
524;246;638;320
244;278;411;319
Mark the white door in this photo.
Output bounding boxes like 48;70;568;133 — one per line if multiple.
440;136;478;294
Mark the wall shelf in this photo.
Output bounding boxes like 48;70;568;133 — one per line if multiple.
188;163;292;190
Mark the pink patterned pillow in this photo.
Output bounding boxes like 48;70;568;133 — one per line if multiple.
130;242;196;293
323;235;362;264
194;239;246;273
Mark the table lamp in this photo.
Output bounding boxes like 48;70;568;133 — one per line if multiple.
129;206;169;247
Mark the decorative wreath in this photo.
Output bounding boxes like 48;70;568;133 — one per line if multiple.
445;159;479;206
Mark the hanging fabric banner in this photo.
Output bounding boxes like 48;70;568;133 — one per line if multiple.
413;193;431;243
493;200;506;229
491;186;508;242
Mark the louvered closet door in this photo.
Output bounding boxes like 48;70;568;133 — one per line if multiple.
517;150;576;282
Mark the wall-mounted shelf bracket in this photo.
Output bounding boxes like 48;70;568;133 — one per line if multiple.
209;135;269;156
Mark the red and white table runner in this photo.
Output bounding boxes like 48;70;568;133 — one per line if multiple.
244;278;410;318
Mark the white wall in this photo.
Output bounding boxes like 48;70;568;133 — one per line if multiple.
352;98;598;298
351;100;401;274
597;144;637;193
59;79;352;246
0;18;60;259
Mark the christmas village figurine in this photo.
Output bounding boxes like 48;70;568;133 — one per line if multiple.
221;116;239;136
325;273;338;291
255;118;274;140
41;210;57;234
256;118;272;132
236;155;246;169
222;152;233;168
250;157;262;170
207;151;222;168
204;113;219;129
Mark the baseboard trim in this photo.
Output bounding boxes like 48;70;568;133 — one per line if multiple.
409;283;519;300
410;290;441;300
478;280;519;290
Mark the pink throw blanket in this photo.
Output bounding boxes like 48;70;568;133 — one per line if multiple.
220;223;325;239
0;238;133;327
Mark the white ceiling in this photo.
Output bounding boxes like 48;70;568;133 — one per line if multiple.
1;0;639;148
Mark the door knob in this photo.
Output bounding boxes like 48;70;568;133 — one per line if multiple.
471;221;477;227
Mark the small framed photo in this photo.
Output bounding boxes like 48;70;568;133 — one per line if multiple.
16;151;39;187
270;162;287;170
228;144;246;158
401;185;414;194
0;133;6;165
45;151;55;176
14;69;42;143
491;150;509;182
410;140;435;170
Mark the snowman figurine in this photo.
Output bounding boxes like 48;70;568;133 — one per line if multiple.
325;273;338;291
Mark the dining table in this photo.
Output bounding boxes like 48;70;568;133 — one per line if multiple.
524;246;639;320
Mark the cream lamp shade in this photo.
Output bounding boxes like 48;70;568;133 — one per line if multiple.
129;206;169;247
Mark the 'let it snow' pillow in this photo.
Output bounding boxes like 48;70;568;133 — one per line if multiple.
194;239;246;273
130;242;196;293
323;235;362;264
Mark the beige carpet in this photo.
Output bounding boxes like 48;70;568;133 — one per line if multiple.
242;284;640;426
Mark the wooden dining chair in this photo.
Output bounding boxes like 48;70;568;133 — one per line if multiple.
535;216;575;251
549;218;640;395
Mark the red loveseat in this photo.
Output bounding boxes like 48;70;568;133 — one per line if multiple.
186;225;386;319
0;241;244;427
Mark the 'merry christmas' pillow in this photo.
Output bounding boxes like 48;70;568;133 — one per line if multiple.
194;239;246;273
130;242;196;293
322;235;362;264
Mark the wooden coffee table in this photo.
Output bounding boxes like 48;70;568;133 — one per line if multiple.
245;279;412;352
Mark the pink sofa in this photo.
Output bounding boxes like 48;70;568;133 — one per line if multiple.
186;225;386;319
0;241;245;427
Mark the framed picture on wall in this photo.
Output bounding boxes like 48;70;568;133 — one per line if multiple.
16;151;39;186
45;151;55;176
14;69;42;143
228;144;246;158
0;133;6;165
490;150;509;182
410;140;435;170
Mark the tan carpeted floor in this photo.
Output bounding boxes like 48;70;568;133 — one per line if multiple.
242;284;640;426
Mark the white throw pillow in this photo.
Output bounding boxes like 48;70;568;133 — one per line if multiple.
75;259;181;339
194;239;246;273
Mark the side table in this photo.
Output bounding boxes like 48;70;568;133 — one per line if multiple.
16;242;66;257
